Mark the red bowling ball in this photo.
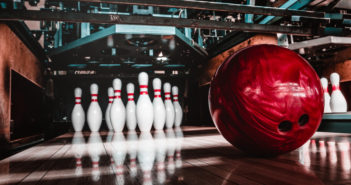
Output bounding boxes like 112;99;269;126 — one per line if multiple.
209;44;324;156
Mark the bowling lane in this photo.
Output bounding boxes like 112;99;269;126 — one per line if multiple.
0;126;350;185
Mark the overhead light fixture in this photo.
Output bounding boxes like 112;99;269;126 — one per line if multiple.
131;64;153;68
111;48;116;56
87;60;99;64
156;51;168;61
164;64;185;68
107;35;114;47
154;70;165;74
169;39;176;50
67;64;87;68
99;64;121;67
123;59;135;64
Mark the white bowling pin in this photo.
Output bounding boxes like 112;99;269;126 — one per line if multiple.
126;83;137;131
320;78;331;113
105;87;114;131
87;84;102;132
330;73;347;112
72;87;85;132
153;78;166;130
164;83;175;129
172;86;183;127
110;78;126;132
136;72;154;132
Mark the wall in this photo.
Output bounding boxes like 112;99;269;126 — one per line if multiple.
0;23;42;143
199;34;278;85
321;50;351;82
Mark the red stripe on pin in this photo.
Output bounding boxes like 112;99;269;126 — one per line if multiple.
154;95;161;98
173;95;178;97
154;89;161;92
127;93;134;96
115;96;121;99
140;85;148;88
91;94;98;96
165;97;171;100
75;97;81;100
75;102;81;104
165;92;171;95
128;98;134;101
114;90;121;93
91;99;98;102
332;85;340;91
140;91;148;95
109;101;113;103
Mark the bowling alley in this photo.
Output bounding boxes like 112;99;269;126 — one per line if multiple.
1;0;351;184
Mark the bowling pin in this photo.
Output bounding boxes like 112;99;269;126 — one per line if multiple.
110;78;126;132
72;87;85;132
320;78;331;113
126;83;137;131
330;73;347;112
136;72;154;132
153;78;166;130
164;83;175;129
87;84;102;132
105;87;114;131
172;86;183;127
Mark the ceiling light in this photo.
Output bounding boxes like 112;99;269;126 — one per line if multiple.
131;64;153;68
156;52;168;61
107;35;114;47
154;70;165;74
99;64;121;67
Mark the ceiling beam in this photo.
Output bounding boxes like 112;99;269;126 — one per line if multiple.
0;10;313;36
55;0;336;18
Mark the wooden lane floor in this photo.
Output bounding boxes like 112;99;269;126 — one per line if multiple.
0;126;350;185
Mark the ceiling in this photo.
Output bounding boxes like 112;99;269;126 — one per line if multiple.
48;24;207;73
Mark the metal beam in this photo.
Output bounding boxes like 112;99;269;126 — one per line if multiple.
0;10;313;36
55;0;346;18
288;36;351;50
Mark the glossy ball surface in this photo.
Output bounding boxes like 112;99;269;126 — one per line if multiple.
209;44;323;156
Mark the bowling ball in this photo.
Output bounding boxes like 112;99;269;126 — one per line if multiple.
209;44;323;156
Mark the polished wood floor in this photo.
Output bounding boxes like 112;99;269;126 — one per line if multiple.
0;126;350;185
